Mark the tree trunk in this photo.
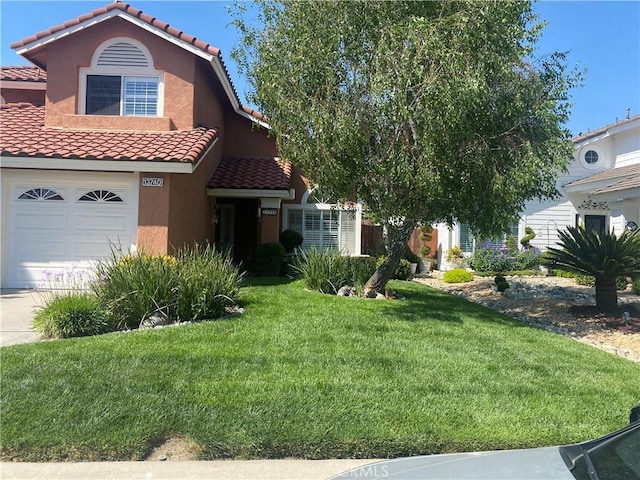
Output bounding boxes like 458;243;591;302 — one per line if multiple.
595;275;618;312
363;221;415;296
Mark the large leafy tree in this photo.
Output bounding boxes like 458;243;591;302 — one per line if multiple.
544;227;640;311
232;0;579;294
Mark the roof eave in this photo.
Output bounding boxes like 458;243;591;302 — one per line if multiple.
0;155;196;173
207;187;295;199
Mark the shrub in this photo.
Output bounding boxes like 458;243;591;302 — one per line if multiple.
633;277;640;295
496;281;510;292
174;245;244;321
469;242;539;273
446;246;464;262
573;274;628;291
376;257;412;280
443;269;474;283
404;248;420;264
92;245;243;329
616;276;628;291
395;259;412;280
520;226;536;249
279;229;304;253
93;252;179;329
553;269;577;278
468;247;511;273
293;248;376;294
256;242;286;276
494;274;506;285
33;292;112;339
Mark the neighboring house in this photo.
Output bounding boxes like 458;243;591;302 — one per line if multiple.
437;115;640;269
0;66;46;105
0;1;361;289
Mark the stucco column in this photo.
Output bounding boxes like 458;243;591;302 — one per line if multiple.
137;173;171;254
259;197;281;244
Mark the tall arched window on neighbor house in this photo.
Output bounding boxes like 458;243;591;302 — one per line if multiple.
79;37;163;116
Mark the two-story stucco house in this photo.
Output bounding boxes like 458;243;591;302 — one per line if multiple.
0;1;361;288
437;114;640;269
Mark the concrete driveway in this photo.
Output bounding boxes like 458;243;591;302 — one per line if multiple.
0;289;40;347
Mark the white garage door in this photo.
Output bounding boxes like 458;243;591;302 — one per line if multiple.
2;170;139;289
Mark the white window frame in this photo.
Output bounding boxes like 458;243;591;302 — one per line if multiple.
579;145;603;170
282;194;362;256
78;37;164;117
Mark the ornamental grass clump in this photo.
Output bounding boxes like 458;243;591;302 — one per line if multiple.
174;244;244;321
443;268;474;283
33;292;112;339
293;248;376;294
92;245;243;329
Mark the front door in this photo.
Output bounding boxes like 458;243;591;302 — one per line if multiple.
216;204;235;254
584;215;606;235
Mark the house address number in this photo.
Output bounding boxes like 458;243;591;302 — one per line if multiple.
142;177;164;187
261;208;278;216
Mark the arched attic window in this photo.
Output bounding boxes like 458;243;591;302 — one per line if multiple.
79;37;163;116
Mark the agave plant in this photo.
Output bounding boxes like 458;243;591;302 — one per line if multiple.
544;226;640;311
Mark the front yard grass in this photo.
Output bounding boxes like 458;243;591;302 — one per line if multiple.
1;278;638;461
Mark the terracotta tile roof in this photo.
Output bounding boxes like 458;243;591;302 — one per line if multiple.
0;66;47;82
9;1;268;125
10;1;221;57
209;156;291;190
0;103;218;163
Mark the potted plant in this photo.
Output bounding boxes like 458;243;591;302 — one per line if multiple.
404;248;420;276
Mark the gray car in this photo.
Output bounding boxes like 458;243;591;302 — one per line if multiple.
330;406;640;480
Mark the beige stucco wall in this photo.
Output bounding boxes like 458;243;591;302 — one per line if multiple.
43;17;198;131
0;87;45;105
223;113;278;157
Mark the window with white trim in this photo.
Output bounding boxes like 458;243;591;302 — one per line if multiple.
80;38;163;117
78;190;123;203
18;188;64;201
284;191;361;255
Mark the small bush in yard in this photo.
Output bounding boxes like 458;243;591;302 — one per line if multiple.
256;242;286;276
443;269;474;283
33;292;112;339
574;274;628;291
279;229;304;253
293;248;376;294
375;257;412;280
93;245;243;329
633;277;640;295
93;252;179;330
174;245;244;321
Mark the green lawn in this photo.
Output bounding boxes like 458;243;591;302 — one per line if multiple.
1;278;638;461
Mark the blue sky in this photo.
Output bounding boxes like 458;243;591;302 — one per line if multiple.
1;0;638;137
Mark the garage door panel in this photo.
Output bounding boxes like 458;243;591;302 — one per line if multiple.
13;212;68;230
3;172;138;288
73;237;132;258
9;236;69;261
73;213;130;232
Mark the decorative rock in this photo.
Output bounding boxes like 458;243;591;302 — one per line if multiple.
158;454;168;461
337;286;357;297
140;310;172;329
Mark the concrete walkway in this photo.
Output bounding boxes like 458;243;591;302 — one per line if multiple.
0;289;40;347
0;459;376;479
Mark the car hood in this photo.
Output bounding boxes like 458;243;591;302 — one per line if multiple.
330;446;576;480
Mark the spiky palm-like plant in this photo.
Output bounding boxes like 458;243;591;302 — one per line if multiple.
544;226;640;311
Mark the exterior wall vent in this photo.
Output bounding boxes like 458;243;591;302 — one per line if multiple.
97;42;149;67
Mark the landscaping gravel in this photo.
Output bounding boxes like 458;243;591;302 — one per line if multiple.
415;273;640;363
